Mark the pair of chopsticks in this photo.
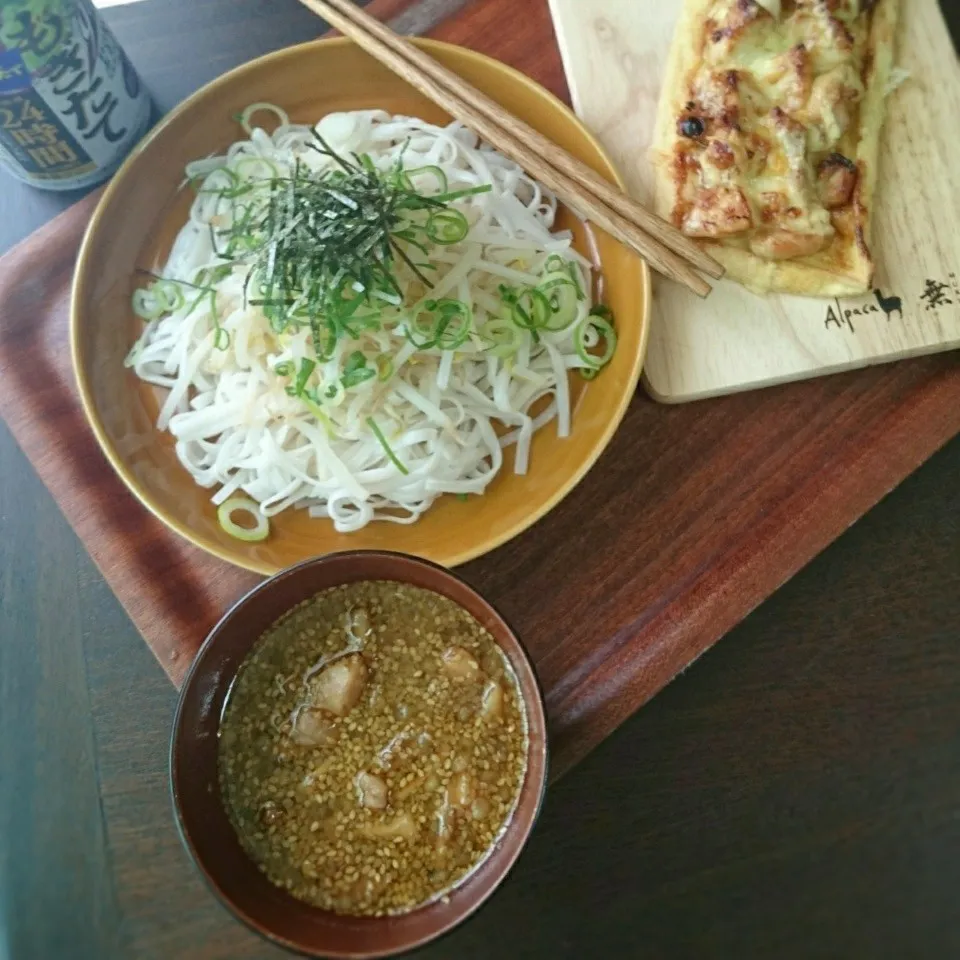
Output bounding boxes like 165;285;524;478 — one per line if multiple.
299;0;723;297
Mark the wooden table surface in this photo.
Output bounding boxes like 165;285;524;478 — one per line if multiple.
1;1;958;958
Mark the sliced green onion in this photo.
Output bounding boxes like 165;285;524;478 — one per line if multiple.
132;289;163;320
542;255;585;300
366;417;409;475
433;299;472;349
406;299;472;350
580;367;599;381
201;166;240;191
217;166;240;187
481;318;522;358
156;280;185;312
544;254;567;274
185;286;216;319
537;272;579;331
575;312;617;370
294;358;317;393
239;102;289;136
217;497;269;542
342;367;375;388
312;318;339;362
404;317;435;349
425;209;469;245
400;165;448;193
341;351;376;388
324;379;346;405
200;181;254;201
343;351;367;374
132;280;185;320
567;261;585;299
430;184;493;202
199;166;253;199
195;264;233;287
213;326;230;350
233;156;280;180
504;286;552;333
273;360;294;377
285;358;316;396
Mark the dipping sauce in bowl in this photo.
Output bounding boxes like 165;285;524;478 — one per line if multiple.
218;582;528;916
171;551;547;959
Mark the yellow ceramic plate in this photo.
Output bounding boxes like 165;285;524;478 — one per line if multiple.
71;37;650;575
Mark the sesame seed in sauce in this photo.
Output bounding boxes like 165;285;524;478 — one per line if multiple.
218;581;527;916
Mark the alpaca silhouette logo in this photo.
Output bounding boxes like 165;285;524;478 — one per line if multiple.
825;288;904;332
873;288;903;320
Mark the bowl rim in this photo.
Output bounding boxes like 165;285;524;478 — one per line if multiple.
169;549;550;959
71;34;651;575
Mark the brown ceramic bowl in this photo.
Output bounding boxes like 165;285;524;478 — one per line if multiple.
171;551;548;958
71;37;649;577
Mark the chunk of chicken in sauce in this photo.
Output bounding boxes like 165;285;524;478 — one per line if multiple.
447;772;476;808
289;706;338;747
441;646;481;682
356;771;389;810
479;679;504;723
435;798;455;845
306;653;368;717
346;606;371;640
360;811;418;842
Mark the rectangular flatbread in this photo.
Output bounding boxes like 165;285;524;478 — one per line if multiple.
652;0;899;297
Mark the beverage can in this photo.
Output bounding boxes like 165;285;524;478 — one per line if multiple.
0;0;152;190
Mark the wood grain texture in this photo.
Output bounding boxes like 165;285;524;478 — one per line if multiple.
550;0;960;401
311;0;719;294
4;427;958;959
0;0;958;783
2;2;960;957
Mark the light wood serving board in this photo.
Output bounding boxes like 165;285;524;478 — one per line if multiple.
1;0;959;780
549;0;960;402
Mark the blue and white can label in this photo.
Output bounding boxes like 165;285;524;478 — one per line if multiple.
0;0;151;190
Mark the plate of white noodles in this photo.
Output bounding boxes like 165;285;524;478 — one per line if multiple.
72;37;649;574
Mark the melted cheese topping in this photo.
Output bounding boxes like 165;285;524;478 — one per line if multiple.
675;0;875;260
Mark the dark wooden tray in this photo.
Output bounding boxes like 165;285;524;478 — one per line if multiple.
1;0;958;777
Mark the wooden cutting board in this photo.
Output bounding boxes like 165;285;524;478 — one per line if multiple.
550;0;960;402
0;0;958;779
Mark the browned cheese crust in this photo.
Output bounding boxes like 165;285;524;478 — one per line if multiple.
652;0;899;297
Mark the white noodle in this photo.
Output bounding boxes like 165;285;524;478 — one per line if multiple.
129;110;600;533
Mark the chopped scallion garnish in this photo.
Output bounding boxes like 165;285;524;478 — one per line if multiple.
366;417;409;475
217;497;269;541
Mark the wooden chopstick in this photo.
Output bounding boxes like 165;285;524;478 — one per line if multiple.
321;0;722;282
300;0;721;297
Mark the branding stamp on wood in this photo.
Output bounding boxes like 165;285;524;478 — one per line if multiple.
825;273;959;335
